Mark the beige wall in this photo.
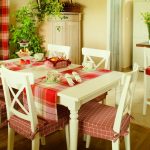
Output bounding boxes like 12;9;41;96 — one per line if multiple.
9;0;133;69
122;0;133;69
10;1;29;23
76;0;107;49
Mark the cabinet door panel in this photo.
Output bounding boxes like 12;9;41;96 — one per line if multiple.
52;22;66;45
66;21;81;64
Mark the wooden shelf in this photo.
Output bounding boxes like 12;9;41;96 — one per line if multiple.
136;42;150;48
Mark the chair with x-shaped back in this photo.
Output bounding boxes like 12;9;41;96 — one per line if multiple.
79;63;139;150
82;47;110;69
47;44;71;59
1;66;70;150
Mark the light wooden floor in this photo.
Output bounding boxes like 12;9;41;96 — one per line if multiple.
1;72;150;150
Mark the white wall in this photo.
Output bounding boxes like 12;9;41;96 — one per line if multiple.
76;0;107;49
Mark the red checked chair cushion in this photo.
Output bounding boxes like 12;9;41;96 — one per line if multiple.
0;100;6;117
0;100;7;128
79;101;132;141
9;105;69;140
145;67;150;75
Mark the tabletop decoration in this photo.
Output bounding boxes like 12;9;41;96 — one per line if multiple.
44;57;71;69
82;61;96;71
46;70;62;83
33;53;44;61
16;48;33;58
64;73;75;86
72;71;82;83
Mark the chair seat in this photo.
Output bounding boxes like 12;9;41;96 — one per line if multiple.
79;101;132;141
9;105;69;140
0;100;6;117
145;67;150;75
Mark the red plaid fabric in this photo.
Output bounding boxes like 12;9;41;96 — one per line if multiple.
23;67;111;121
4;60;45;71
0;100;6;117
78;101;132;141
0;99;7;128
9;105;69;140
0;0;9;60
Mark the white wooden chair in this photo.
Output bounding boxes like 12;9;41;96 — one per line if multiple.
82;47;110;69
1;66;69;150
47;44;71;59
143;48;150;115
115;63;139;105
81;47;110;104
78;74;132;150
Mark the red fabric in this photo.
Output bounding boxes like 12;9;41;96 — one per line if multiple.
145;67;150;75
9;105;69;140
79;101;132;141
0;0;9;60
4;60;45;71
0;99;7;128
23;67;111;122
0;100;6;117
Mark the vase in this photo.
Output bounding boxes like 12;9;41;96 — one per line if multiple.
147;24;150;44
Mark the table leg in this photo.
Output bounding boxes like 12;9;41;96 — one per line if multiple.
69;109;78;150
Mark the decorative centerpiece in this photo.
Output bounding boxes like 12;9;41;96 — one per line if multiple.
46;70;62;83
44;57;71;69
141;12;150;44
82;61;96;71
16;48;32;58
16;40;32;57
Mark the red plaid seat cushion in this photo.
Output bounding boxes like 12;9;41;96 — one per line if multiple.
0;100;6;117
79;101;132;141
145;67;150;75
9;105;69;140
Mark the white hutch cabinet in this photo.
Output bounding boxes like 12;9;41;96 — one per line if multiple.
41;12;82;64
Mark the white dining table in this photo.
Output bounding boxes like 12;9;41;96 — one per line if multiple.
1;58;123;150
57;70;122;150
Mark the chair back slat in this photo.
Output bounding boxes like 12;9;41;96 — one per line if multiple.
47;44;71;59
113;63;139;133
1;66;38;132
82;47;110;69
113;75;131;133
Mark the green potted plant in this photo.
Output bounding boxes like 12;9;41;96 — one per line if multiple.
9;0;63;58
9;6;44;58
141;12;150;44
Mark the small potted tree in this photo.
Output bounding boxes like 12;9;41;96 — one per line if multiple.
9;0;63;58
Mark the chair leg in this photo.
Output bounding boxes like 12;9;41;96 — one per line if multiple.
65;124;70;150
40;136;46;145
112;139;119;150
0;114;1;125
143;76;149;115
32;133;40;150
124;133;130;150
8;127;15;150
85;135;91;148
83;134;87;141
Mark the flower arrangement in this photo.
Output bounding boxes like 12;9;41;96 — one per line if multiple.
141;12;150;42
